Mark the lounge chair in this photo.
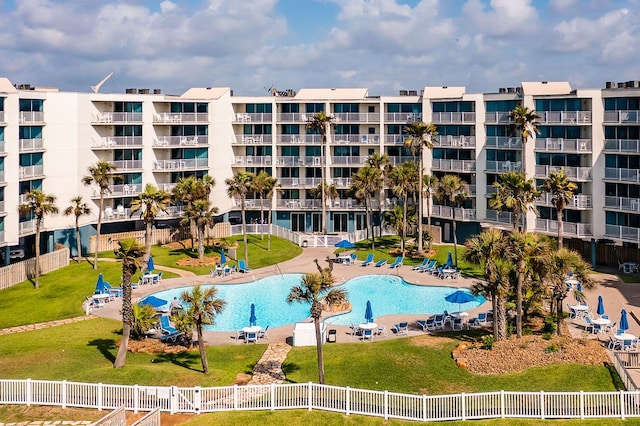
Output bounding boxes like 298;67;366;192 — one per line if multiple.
238;260;251;273
417;317;436;332
389;257;403;269
433;314;445;329
412;258;429;271
348;253;358;266
374;259;387;267
377;325;387;336
159;315;181;342
103;282;123;299
452;317;464;331
259;325;270;339
360;253;374;267
393;322;408;335
420;260;438;273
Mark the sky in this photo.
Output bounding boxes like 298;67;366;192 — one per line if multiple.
0;0;639;96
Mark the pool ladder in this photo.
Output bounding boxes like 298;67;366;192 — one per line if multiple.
275;264;283;276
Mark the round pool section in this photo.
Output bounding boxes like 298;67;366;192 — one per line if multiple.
148;274;485;332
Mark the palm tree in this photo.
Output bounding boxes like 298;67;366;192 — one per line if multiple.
82;161;118;269
181;285;226;373
510;106;540;176
181;199;218;260
307;111;334;234
172;175;214;248
490;171;539;233
63;196;90;263
436;174;469;267
19;190;58;289
226;171;254;264
423;174;438;251
250;170;272;240
404;121;438;253
387;162;419;256
350;167;381;249
264;176;281;251
287;260;347;384
366;153;391;238
129;184;171;264
541;169;577;248
113;238;144;368
131;303;157;340
310;181;339;228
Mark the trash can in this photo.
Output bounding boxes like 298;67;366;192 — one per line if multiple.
327;329;337;343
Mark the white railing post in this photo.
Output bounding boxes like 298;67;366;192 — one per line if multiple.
540;390;545;419
26;378;32;406
61;380;67;408
620;390;626;420
171;386;178;415
461;393;465;421
134;384;139;414
580;390;584;419
234;384;239;411
345;386;350;416
97;383;103;411
500;390;505;418
384;390;388;421
270;383;275;411
194;386;201;413
422;394;427;421
308;382;312;411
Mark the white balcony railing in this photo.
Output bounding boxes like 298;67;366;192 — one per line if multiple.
605;224;640;243
19;165;44;179
279;177;322;187
537;111;591;124
93;112;142;123
536;218;592;237
604;110;640;123
233;135;273;145
431;112;476;124
19;111;44;123
19;138;44;152
331;156;368;166
0;111;5;123
485;161;521;173
91;184;141;198
233;112;272;123
485;137;521;149
604;196;640;213
153;112;208;124
537;193;592;209
275;134;322;145
153;158;208;170
112;160;143;170
432;135;475;148
384;112;422;122
534;138;592;152
484;209;515;225
604;167;640;183
233;156;273;167
385;135;410;145
19;219;37;235
333;112;381;123
484;112;511;123
94;136;144;149
431;159;476;172
535;165;592;181
333;134;380;144
603;139;640;153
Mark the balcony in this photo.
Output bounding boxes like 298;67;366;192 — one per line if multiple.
384;113;422;122
152;135;208;148
332;177;352;188
431;112;475;124
153;158;208;171
153;112;208;124
276;199;322;209
604;196;640;213
536;218;592;237
279;177;321;187
485;137;521;149
485;185;498;196
485;161;522;173
604;167;640;183
161;183;177;192
484;209;516;226
20;165;44;180
604;110;640;123
537;193;592;209
604;139;640;153
431;205;477;221
605;224;640;243
234;156;273;167
0;171;6;184
19;138;44;153
484;112;511;124
112;160;143;171
535;165;592;181
19;111;44;124
331;156;368;166
333;112;380;123
389;156;419;166
93;136;144;149
333;134;380;145
537;111;591;124
534;138;592;152
233;113;272;123
277;113;310;123
92;112;142;124
275;134;322;145
432;135;475;148
239;199;271;210
431;159;476;173
19;219;37;236
233;135;273;145
0;111;4;124
385;135;409;145
0;141;5;155
90;184;141;198
103;205;185;222
274;156;320;167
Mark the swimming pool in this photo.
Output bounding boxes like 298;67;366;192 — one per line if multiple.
147;274;485;331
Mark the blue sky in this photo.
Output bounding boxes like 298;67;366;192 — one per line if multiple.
0;0;638;95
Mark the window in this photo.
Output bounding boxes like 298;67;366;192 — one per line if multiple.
485;100;520;112
333;103;359;113
281;146;300;156
335;125;358;134
114;149;142;161
19;99;43;112
305;103;324;113
244;124;272;135
115;125;142;137
433;101;474;113
18;126;42;140
281;124;299;134
333;146;359;156
535;99;584;112
245;103;272;113
281;103;299;113
170;102;208;113
438;125;474;136
171;125;208;137
19;153;42;167
114;102;142;113
387;103;422;113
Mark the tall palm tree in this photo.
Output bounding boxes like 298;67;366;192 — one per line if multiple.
113;238;144;368
404;121;438;253
250;170;272;240
172;176;214;249
19;190;58;289
350;167;381;249
387;162;419;256
63;196;90;263
490;171;539;233
181;285;226;373
287;260;347;384
423;174;438;251
436;174;469;267
264;176;281;251
366;153;391;238
129;184;171;264
307;111;334;234
510;106;540;176
82;161;118;269
541;169;577;248
181;199;218;260
226;171;254;264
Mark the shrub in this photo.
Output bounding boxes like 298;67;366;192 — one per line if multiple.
482;335;494;350
545;343;560;353
542;332;553;340
543;314;557;334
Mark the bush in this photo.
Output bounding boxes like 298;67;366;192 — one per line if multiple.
543;314;557;334
545;343;560;353
542;332;553;340
481;335;494;350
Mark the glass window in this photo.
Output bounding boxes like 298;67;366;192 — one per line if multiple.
305;103;324;113
281;146;300;156
281;104;299;113
245;104;273;113
281;124;300;134
114;102;142;113
306;146;321;156
333;104;359;113
115;125;142;137
18;126;42;139
19;99;43;112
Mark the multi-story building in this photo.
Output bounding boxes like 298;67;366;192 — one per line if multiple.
0;77;639;264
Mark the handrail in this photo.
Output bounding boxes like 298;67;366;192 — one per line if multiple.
275;264;283;277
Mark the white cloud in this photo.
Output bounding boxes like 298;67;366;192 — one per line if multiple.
462;0;539;36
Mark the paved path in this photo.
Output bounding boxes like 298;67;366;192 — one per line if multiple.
248;343;292;385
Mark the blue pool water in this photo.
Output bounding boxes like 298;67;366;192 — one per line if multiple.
148;274;484;331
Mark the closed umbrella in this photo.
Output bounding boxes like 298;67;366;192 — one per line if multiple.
335;240;356;249
364;300;374;323
620;309;629;333
95;273;105;294
140;295;168;309
147;256;155;273
249;303;257;326
220;249;226;265
446;251;453;268
445;289;476;312
596;295;605;317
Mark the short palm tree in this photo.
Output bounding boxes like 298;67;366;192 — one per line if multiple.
387;161;419;256
172;175;214;248
63;196;90;263
131;303;157;340
350;166;381;249
436;174;469;267
423;174;438;251
541;169;577;248
490;171;539;233
306;112;334;234
404;121;438;253
181;199;218;260
82;161;118;269
226;171;254;264
287;260;347;384
264;176;281;251
250;170;273;240
181;285;226;373
129;184;171;263
113;238;144;368
19;190;58;289
366;153;391;238
510;106;540;176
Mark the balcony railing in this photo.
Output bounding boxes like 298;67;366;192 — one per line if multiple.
484;112;511;124
432;205;477;221
275;134;322;145
92;112;142;124
153;158;208;170
333;112;380;123
605;224;640;243
432;135;475;148
279;177;321;187
19;138;44;152
603;139;640;153
537;193;592;208
276;113;310;123
535;165;592;181
384;113;422;122
385;134;410;145
112;160;142;170
91;184;141;198
485;160;521;173
20;165;44;179
331;156;368;166
234;156;273;167
484;209;515;225
233;113;272;123
604;110;640;123
536;218;592;237
94;136;144;149
485;185;498;196
232;135;273;145
0;111;4;123
19;111;44;124
0;171;5;183
431;159;476;172
333;134;380;144
276;199;322;209
0;141;5;154
604;196;640;213
537;111;591;124
274;156;320;167
332;177;352;188
240;199;271;209
485;137;521;149
19;220;37;235
534;138;592;152
153;135;208;147
153;112;208;124
604;167;640;183
389;156;419;166
431;112;475;124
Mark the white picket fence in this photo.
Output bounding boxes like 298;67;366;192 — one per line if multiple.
2;379;640;421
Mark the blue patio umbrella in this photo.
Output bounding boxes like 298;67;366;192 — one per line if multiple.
597;295;605;317
140;295;168;309
95;273;105;293
220;249;226;265
364;300;374;323
335;239;356;249
147;256;155;273
620;309;630;332
446;251;453;267
445;289;475;312
249;303;257;326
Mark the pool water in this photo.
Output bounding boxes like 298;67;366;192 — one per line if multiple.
148;274;484;332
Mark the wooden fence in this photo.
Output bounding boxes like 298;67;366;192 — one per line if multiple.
564;239;640;267
0;248;69;291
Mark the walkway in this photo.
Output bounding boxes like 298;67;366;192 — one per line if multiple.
248;343;292;385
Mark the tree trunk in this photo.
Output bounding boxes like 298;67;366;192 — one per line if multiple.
492;293;499;341
241;200;248;264
496;295;507;341
260;195;265;241
144;220;152;264
75;216;82;263
114;261;133;368
417;154;424;254
516;260;525;338
402;195;408;256
314;317;325;384
198;224;205;260
114;323;131;368
513;210;520;233
427;199;432;251
452;210;458;267
197;325;209;373
95;193;104;270
557;207;564;248
377;190;384;239
34;220;41;289
556;296;564;336
267;205;272;251
321;135;327;235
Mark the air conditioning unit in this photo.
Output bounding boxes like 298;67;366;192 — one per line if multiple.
313;157;321;166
